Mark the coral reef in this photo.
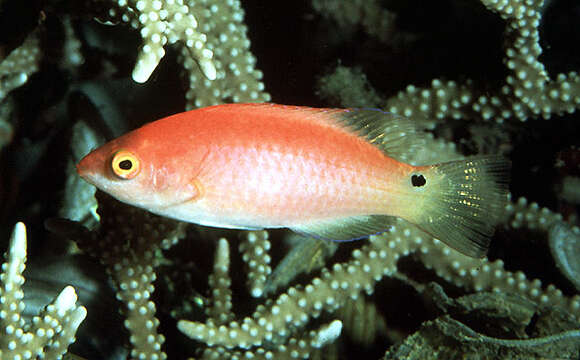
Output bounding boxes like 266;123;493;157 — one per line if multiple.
72;0;272;108
0;30;41;151
316;0;580;126
47;192;187;359
0;223;86;358
0;0;579;359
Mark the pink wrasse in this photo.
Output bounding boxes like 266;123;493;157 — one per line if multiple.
77;103;510;258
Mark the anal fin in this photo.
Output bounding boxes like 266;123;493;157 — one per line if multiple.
290;215;394;242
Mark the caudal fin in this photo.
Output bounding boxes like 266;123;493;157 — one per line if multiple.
402;156;510;258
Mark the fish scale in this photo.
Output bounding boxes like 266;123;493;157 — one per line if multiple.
78;103;510;258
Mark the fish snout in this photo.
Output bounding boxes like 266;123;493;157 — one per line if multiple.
76;156;89;178
76;153;99;181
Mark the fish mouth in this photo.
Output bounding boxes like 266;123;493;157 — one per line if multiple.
76;155;100;185
76;157;90;179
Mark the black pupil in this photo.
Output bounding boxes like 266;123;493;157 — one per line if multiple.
119;159;133;170
411;174;426;187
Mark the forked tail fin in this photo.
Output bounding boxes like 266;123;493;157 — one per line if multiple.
400;156;510;258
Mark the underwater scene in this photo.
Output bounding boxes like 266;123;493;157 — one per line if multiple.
0;0;579;359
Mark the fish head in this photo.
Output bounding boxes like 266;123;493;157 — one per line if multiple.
77;131;196;213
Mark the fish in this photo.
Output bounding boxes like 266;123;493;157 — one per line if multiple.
77;103;510;258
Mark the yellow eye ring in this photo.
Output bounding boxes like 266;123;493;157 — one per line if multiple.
111;150;140;180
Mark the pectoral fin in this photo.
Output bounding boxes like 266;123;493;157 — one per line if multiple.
161;178;204;210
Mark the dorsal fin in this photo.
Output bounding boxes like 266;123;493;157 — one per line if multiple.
334;108;425;162
233;104;425;162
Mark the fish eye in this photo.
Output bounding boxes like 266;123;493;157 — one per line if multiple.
111;150;140;180
411;174;426;187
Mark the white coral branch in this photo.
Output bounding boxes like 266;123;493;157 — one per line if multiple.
0;223;87;359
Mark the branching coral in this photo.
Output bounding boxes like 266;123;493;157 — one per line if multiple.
182;236;344;359
89;0;217;84
176;195;580;358
48;192;187;360
75;0;270;108
0;31;41;104
0;0;579;359
239;231;272;298
0;30;42;151
0;223;87;359
316;0;580;127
